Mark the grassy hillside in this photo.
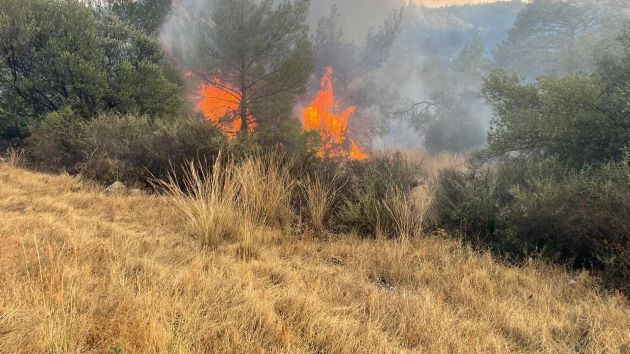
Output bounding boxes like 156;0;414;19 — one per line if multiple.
0;161;629;353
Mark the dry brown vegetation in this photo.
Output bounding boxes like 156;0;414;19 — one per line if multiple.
1;160;630;353
400;150;467;180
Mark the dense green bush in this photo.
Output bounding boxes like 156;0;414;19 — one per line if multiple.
25;109;86;170
458;27;630;294
26;113;227;185
483;26;630;168
335;154;419;236
0;0;183;141
25;108;420;238
435;157;630;292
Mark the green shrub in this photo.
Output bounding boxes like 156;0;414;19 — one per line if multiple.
483;69;630;168
0;112;29;145
25;109;86;171
436;157;630;293
26;113;226;185
81;115;226;184
312;154;420;236
0;0;183;140
26;111;421;239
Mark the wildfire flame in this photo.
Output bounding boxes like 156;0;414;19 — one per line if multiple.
195;76;254;137
302;67;368;160
188;67;368;160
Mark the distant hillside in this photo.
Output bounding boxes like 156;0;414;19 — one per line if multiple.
402;1;525;59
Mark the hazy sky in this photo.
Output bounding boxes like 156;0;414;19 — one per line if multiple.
309;0;517;41
413;0;514;6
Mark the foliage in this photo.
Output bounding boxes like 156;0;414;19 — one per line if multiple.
251;113;319;161
0;0;183;140
493;0;623;79
334;154;420;236
169;0;313;134
452;34;488;84
483;69;630;167
435;157;630;293
445;20;630;295
25;109;87;170
102;0;172;34
26;113;226;185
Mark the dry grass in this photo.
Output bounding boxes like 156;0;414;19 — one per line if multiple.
2;147;25;167
383;188;420;239
157;155;295;252
383;183;436;239
301;174;341;232
1;162;630;353
235;155;295;228
373;149;466;180
399;149;467;180
158;158;239;247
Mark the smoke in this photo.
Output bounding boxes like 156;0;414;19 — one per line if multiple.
307;0;518;41
305;1;523;151
308;0;404;42
160;0;525;152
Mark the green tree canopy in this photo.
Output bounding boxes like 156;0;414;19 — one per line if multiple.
101;0;172;35
494;0;623;79
0;0;182;140
483;28;630;167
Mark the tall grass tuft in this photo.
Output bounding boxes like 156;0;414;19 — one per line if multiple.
157;158;239;248
383;188;419;239
158;154;296;248
302;174;341;233
236;155;296;229
382;182;435;240
411;183;436;231
4;147;25;167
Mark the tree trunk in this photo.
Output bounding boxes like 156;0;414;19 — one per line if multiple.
239;93;248;135
239;65;248;135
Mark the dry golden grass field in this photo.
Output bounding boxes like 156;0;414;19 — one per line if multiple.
1;160;630;353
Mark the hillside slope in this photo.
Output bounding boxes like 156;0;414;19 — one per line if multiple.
0;162;629;353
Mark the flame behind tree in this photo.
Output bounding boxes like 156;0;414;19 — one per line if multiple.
195;77;255;136
303;67;368;160
168;0;313;136
308;6;402;157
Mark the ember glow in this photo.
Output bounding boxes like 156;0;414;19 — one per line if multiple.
195;77;254;137
302;67;368;160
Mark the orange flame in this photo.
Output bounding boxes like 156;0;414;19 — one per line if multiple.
195;77;254;137
350;140;369;160
302;67;368;160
